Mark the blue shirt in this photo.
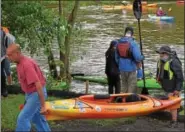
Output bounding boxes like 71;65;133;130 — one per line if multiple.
115;37;144;72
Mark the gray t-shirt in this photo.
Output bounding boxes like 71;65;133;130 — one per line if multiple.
1;29;15;60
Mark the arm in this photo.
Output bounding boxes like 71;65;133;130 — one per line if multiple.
4;58;12;85
24;63;46;112
35;81;46;110
170;59;184;91
131;41;144;62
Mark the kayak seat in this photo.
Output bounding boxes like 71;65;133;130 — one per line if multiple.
125;94;141;102
114;96;123;103
94;94;110;99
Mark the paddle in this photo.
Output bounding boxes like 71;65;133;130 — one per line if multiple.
133;0;149;95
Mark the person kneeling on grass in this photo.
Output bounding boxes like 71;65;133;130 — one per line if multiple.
156;46;183;128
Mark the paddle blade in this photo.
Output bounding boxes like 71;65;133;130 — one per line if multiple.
133;0;142;20
168;8;172;12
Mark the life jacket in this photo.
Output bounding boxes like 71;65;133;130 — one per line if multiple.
117;41;133;59
157;59;176;92
157;60;173;81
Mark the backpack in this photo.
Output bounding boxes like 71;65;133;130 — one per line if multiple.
117;41;133;58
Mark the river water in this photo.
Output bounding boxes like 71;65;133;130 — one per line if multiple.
21;1;184;104
69;1;184;105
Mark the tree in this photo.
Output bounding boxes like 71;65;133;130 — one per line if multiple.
57;0;80;82
2;0;80;83
2;1;59;79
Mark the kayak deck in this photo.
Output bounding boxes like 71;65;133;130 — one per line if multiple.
148;14;174;22
73;76;184;89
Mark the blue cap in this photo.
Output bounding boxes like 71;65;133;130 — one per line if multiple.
110;40;118;46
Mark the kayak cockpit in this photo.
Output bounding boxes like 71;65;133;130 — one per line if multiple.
79;93;149;105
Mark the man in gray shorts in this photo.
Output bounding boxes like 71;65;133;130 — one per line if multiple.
115;27;144;93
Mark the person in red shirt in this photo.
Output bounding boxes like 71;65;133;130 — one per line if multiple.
6;44;51;131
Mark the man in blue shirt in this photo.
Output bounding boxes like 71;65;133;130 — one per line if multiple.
115;27;144;93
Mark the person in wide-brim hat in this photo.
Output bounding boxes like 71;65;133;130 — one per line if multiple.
156;45;183;128
156;46;172;55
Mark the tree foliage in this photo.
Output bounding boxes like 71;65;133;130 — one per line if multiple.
2;1;57;54
2;0;80;83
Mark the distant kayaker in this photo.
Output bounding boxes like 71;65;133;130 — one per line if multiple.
115;27;144;93
156;46;183;128
6;44;51;131
156;7;166;16
105;40;121;94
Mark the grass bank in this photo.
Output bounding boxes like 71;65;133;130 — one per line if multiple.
1;94;59;131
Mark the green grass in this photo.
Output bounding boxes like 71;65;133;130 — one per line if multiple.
1;94;60;131
179;109;184;116
1;94;25;130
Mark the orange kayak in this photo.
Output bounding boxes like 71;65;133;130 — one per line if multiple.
146;4;158;7
19;93;181;121
102;4;157;11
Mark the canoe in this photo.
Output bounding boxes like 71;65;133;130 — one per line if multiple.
148;14;174;22
21;93;181;121
73;76;161;89
146;4;158;7
73;75;184;89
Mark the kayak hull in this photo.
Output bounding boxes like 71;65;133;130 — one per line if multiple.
148;14;174;22
42;94;181;120
177;1;184;4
